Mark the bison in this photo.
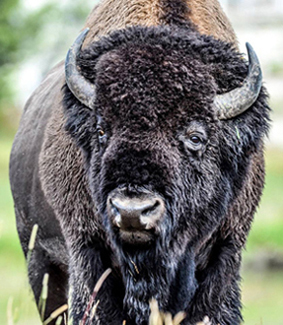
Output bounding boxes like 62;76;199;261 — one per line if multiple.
9;0;270;324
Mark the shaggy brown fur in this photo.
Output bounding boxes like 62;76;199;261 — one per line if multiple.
10;0;265;324
83;0;237;45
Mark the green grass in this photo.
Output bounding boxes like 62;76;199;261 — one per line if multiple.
1;135;283;324
246;148;283;252
242;271;283;325
0;135;41;324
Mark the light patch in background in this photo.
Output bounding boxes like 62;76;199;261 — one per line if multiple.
22;0;69;11
17;61;44;107
17;0;94;107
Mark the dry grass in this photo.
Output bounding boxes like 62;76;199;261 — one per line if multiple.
149;299;211;325
20;225;211;325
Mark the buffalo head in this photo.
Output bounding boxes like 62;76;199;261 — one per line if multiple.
64;26;265;248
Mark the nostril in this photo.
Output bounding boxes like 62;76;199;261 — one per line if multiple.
142;200;160;216
140;199;165;230
110;199;120;216
109;199;122;228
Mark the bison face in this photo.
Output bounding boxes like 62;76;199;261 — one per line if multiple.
64;26;268;254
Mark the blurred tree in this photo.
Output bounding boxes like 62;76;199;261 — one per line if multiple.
0;0;48;104
0;0;94;134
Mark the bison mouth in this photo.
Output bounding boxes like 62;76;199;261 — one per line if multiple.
117;228;155;245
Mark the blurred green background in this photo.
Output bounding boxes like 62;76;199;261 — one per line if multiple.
0;0;282;324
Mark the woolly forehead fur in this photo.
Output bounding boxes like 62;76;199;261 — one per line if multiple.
77;25;241;124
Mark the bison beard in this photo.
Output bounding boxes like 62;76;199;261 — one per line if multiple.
58;24;270;324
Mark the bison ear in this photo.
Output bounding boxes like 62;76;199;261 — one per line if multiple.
65;28;96;109
214;43;262;120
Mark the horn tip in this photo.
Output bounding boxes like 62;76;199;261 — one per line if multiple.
83;27;90;34
80;28;90;41
245;42;252;50
245;42;261;75
245;42;255;57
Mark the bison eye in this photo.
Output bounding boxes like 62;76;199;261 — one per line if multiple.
97;127;107;145
97;129;105;137
182;131;206;153
190;135;201;145
181;122;207;154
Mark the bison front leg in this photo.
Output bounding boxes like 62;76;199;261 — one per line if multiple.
67;243;124;325
187;236;242;325
27;240;69;324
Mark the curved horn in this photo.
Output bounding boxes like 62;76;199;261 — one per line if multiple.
214;43;262;120
65;28;96;109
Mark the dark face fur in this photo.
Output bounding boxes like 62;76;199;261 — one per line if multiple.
64;26;269;323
